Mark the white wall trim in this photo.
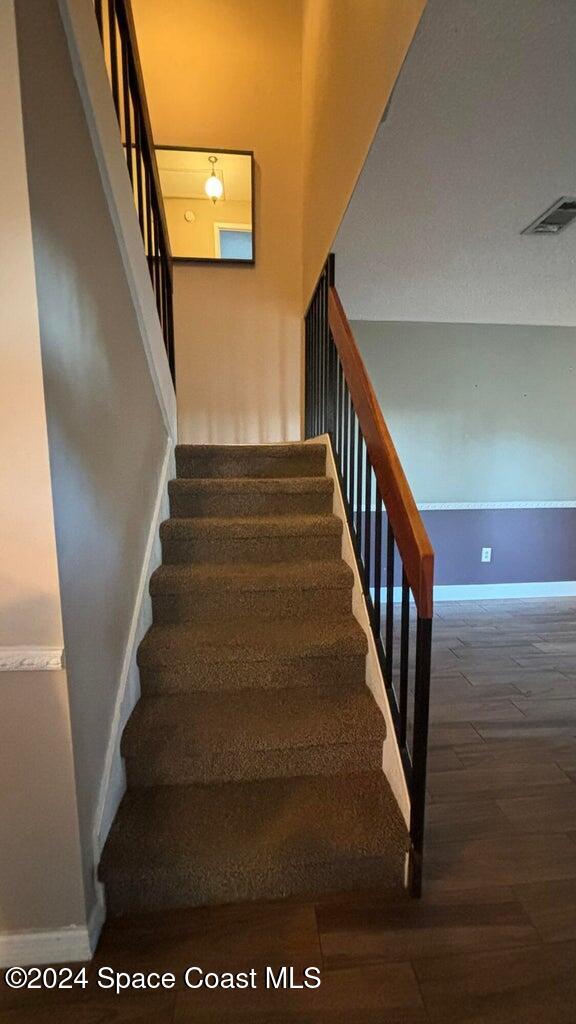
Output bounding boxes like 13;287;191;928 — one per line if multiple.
0;926;90;968
56;0;177;441
92;439;173;872
417;501;576;511
433;581;576;601
0;925;90;969
376;582;576;603
317;435;411;840
0;647;65;672
0;890;105;967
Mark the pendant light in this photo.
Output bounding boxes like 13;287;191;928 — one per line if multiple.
204;155;223;203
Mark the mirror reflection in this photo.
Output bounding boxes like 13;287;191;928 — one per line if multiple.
156;147;254;263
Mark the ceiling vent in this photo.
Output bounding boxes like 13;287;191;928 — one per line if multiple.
522;197;576;236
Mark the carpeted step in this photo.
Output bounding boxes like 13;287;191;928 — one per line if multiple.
169;476;334;518
150;560;354;624
122;683;385;787
137;618;368;694
99;771;408;915
160;514;342;564
176;443;326;480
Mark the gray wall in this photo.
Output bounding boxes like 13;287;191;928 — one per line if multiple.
353;320;576;503
353;320;576;585
17;0;168;915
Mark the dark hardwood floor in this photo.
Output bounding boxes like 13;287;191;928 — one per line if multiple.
4;597;576;1022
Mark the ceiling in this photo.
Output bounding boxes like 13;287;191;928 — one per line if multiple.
156;148;252;203
335;0;576;326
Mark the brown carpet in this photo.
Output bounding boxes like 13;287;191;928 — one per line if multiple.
100;443;408;914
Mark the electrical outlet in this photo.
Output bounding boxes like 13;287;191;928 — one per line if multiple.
481;547;492;563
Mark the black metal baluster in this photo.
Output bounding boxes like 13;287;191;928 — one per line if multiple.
145;162;153;271
374;491;383;637
318;276;324;433
165;278;175;384
399;570;410;747
321;288;327;433
348;406;355;516
316;291;321;436
133;108;145;238
364;455;373;599
326;333;333;438
159;243;167;337
342;380;349;487
385;520;395;686
121;40;133;183
304;312;310;438
410;615;433;897
311;294;317;436
335;358;342;458
356;433;364;559
95;0;103;38
107;0;120;118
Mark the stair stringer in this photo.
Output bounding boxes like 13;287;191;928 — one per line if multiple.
312;433;411;883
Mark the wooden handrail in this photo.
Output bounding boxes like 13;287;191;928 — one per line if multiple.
328;286;434;618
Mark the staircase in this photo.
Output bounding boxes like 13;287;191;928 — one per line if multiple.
100;443;408;915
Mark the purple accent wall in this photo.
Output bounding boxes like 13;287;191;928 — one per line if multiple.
363;508;576;586
421;508;576;585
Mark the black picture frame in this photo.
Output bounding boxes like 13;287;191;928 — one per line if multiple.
155;145;255;266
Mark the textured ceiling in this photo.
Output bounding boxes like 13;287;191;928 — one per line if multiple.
335;0;576;325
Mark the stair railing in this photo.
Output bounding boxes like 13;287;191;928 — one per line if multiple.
305;254;434;896
93;0;175;384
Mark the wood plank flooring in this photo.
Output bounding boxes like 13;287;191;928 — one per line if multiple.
4;597;576;1022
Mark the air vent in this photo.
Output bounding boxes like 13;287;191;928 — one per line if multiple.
522;197;576;236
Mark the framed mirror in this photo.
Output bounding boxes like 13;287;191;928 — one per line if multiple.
156;146;255;264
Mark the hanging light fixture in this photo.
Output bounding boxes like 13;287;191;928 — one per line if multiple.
204;155;223;203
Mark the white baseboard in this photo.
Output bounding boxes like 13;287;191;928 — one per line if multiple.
92;439;173;867
433;581;576;601
0;872;106;968
0;925;91;969
375;581;576;603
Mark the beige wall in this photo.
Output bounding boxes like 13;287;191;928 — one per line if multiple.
133;0;303;443
0;0;86;939
165;197;252;260
301;0;427;303
0;0;63;650
1;671;86;933
17;0;168;919
132;0;426;441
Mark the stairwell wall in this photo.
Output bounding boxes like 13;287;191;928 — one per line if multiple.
132;0;427;443
0;0;87;961
301;0;427;304
132;0;304;445
16;0;170;923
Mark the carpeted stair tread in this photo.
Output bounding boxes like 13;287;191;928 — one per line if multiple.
150;559;354;595
121;683;385;784
138;616;368;668
101;441;409;914
99;772;408;912
168;476;334;517
160;513;342;540
169;476;334;496
176;443;326;479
